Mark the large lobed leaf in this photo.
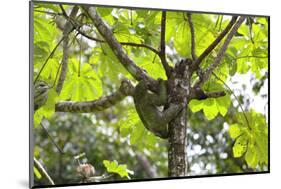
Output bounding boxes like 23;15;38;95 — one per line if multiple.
60;59;102;101
228;109;268;168
189;94;231;120
118;108;159;150
103;160;134;179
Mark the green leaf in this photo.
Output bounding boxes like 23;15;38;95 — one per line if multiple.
34;14;57;44
96;45;130;82
34;167;42;179
35;3;60;12
113;23;142;43
202;80;224;92
216;94;231;116
60;59;102;101
233;134;248;157
245;143;258;168
229;109;268;168
96;7;113;17
174;21;191;57
192;14;216;55
34;110;44;128
103;160;133;179
203;98;219;120
189;99;204;112
228;19;268;78
228;59;237;76
189;95;231;120
229;124;242;139
237;59;250;74
118;108;159;150
34;41;50;64
118;110;140;137
37;59;60;82
130;122;146;145
132;54;167;80
136;10;149;18
165;12;182;43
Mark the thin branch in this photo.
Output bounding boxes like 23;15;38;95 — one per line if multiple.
55;79;135;112
55;34;69;93
81;6;157;88
34;9;63;16
34;37;64;84
192;16;238;71
187;13;197;60
121;42;159;54
49;34;81;89
205;91;226;98
235;55;268;60
75;28;159;54
56;6;79;94
198;16;246;85
212;73;250;129
40;123;64;154
190;88;226;100
59;4;67;16
34;157;55;185
159;11;172;77
49;61;62;89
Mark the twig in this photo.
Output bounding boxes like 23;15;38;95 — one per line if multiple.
187;13;197;60
75;29;159;54
40;122;64;154
34;36;64;84
34;157;55;185
159;11;171;77
59;4;67;16
234;55;268;60
212;73;250;129
49;61;62;89
192;16;238;71
56;6;79;94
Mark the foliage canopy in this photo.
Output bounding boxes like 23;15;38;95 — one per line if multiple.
32;2;268;186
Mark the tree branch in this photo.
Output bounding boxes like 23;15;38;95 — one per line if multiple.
192;16;238;71
187;13;197;61
159;11;172;77
56;6;79;94
81;6;157;87
34;157;55;185
190;85;226;100
59;11;160;55
40;123;64;154
55;79;134;112
76;29;159;54
197;16;246;86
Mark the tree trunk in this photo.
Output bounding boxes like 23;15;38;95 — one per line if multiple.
168;60;192;177
168;107;188;176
